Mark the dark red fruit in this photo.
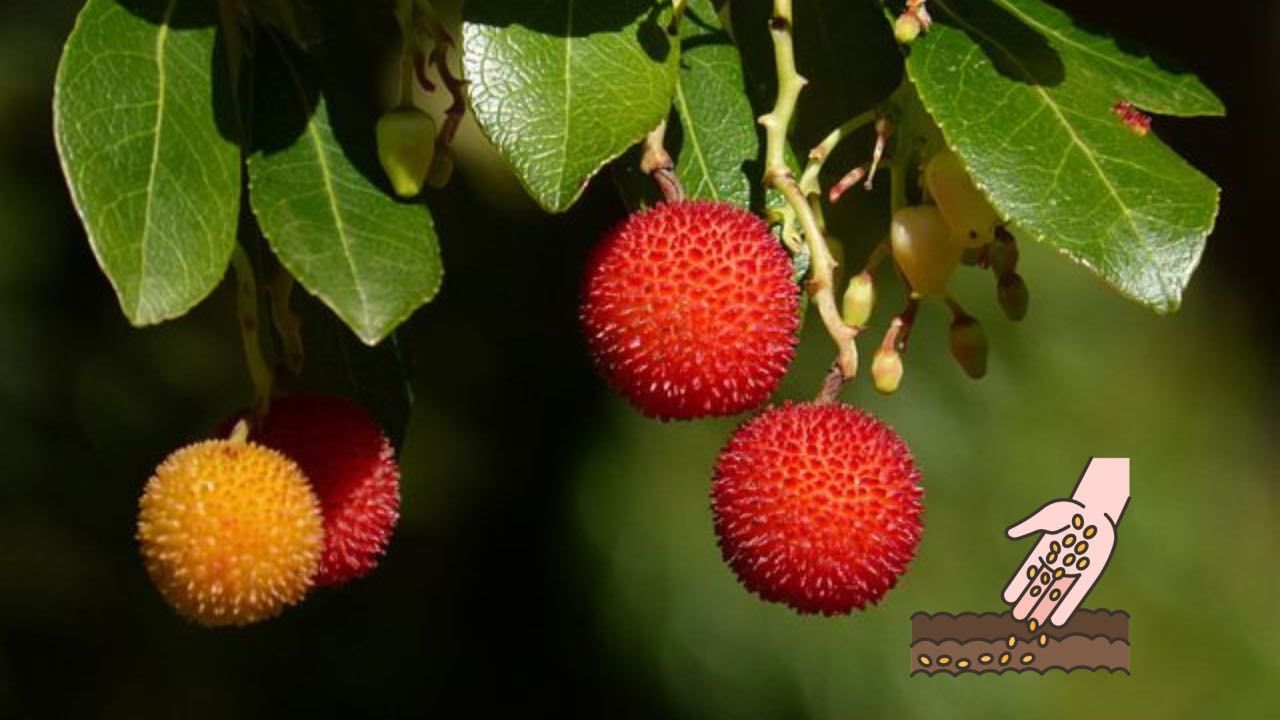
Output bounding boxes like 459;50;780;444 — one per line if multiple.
580;201;800;420
245;395;400;588
712;402;924;615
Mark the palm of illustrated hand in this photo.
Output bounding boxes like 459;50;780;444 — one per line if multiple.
1001;458;1129;627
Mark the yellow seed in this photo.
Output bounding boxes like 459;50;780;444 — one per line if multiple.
919;655;932;666
1072;514;1084;529
1028;619;1038;632
1021;653;1035;664
1040;571;1051;584
957;659;971;669
1084;525;1097;539
1039;634;1048;646
1054;568;1064;579
938;655;952;666
1064;554;1075;566
1030;586;1042;597
999;652;1011;665
1007;634;1017;648
1050;541;1060;553
1063;534;1076;546
1046;552;1058;564
1076;541;1088;553
1077;557;1090;570
1049;589;1061;601
1027;565;1037;579
978;653;993;664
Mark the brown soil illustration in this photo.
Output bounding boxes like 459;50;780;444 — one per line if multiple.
910;609;1129;675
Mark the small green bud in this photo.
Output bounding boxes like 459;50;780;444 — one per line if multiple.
894;14;922;44
998;272;1030;321
426;151;454;190
872;347;904;395
841;271;875;327
377;108;437;197
990;231;1019;276
948;315;989;379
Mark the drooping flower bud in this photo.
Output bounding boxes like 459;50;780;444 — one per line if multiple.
376;107;436;198
894;14;922;44
872;347;904;394
998;272;1030;321
841;271;875;328
948;314;989;379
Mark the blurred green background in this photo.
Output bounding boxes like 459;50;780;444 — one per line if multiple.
1;1;1277;717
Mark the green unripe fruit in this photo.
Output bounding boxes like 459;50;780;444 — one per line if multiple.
925;149;1000;248
891;205;961;298
841;271;875;327
998;272;1030;321
872;347;904;395
377;108;437;198
948;315;988;379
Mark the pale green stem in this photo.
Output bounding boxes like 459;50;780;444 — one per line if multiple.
231;243;273;415
760;0;858;379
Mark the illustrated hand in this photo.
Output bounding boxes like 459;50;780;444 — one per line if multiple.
1001;458;1129;627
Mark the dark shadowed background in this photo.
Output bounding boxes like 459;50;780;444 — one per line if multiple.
0;1;1276;717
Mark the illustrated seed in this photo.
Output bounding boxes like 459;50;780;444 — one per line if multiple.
1064;554;1076;566
919;655;932;666
1049;589;1061;601
1007;634;1017;648
957;659;971;669
1072;514;1084;529
938;655;952;666
1028;619;1038;632
1030;586;1042;597
1050;541;1060;553
979;653;993;664
1076;541;1088;553
1054;568;1064;579
1040;571;1051;584
999;652;1011;665
1077;558;1090;570
1027;566;1037;579
1046;552;1058;564
1084;525;1097;539
1021;653;1035;664
1063;534;1076;546
1038;634;1048;647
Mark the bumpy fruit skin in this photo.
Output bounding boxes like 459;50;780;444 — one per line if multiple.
580;201;800;420
247;395;401;588
712;402;924;615
137;438;323;627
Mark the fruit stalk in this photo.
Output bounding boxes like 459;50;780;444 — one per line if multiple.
641;118;685;203
759;0;858;379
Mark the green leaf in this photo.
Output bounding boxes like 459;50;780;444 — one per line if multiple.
53;0;240;325
247;40;443;346
462;0;681;213
904;0;1223;312
669;0;758;206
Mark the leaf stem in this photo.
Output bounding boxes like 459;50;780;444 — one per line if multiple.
641;118;685;203
759;0;858;379
231;243;273;416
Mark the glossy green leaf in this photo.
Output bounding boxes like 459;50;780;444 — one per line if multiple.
905;0;1223;312
669;0;757;206
248;41;442;346
54;0;240;325
462;0;681;213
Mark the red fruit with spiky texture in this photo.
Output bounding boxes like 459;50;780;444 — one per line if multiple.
580;201;800;420
246;395;400;588
712;402;924;615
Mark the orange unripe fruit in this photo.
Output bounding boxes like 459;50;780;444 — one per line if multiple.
137;431;323;627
